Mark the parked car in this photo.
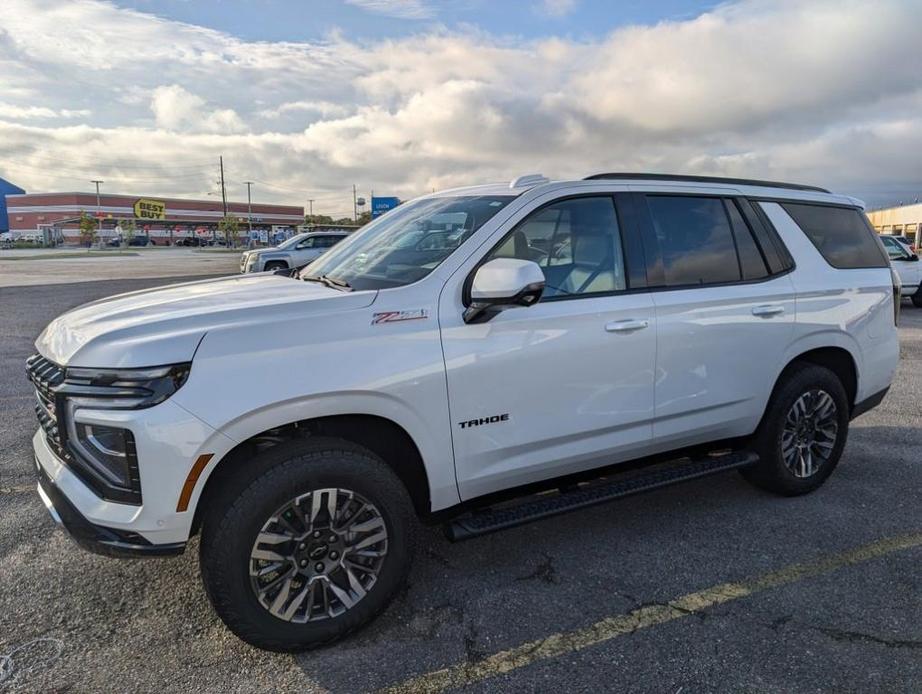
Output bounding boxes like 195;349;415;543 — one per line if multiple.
28;173;899;652
176;237;204;247
240;231;349;273
889;234;916;252
128;235;153;247
880;234;922;306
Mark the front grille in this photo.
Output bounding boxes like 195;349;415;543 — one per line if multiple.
26;354;72;462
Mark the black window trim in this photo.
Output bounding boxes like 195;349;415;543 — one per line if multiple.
462;192;646;307
723;197;771;280
736;197;795;274
636;191;797;293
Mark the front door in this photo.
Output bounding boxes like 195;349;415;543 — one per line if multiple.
439;194;657;500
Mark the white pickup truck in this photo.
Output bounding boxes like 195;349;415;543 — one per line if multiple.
880;235;922;306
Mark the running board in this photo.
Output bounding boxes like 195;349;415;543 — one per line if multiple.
444;450;758;541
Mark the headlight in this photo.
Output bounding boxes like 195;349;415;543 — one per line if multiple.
66;416;139;499
53;363;190;505
60;363;191;409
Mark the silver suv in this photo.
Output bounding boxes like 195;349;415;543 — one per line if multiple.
240;231;349;273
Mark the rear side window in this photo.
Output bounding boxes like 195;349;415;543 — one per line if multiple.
781;203;888;269
646;196;741;286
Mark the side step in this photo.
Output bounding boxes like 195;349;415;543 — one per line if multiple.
444;450;758;541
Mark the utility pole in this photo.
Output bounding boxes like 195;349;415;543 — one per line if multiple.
218;156;227;244
244;181;254;248
307;199;314;228
353;184;358;222
91;180;103;247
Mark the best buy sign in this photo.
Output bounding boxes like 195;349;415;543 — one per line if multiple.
134;198;166;219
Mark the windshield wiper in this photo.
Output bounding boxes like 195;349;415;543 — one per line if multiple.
301;274;352;291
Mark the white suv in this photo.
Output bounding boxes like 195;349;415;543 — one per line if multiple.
28;173;899;651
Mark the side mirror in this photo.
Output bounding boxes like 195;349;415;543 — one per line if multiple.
463;258;545;324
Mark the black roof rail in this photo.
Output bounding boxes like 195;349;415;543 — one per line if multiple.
583;173;831;194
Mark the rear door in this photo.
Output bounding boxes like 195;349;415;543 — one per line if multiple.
632;191;797;449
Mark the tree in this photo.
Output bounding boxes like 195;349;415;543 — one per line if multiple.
356;211;372;226
305;213;334;226
218;215;240;247
117;217;136;246
77;211;97;248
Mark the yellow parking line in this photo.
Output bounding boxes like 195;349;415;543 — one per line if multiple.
383;532;922;694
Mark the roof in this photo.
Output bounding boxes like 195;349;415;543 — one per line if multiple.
431;173;860;208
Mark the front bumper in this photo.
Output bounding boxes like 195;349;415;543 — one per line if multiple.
36;456;185;558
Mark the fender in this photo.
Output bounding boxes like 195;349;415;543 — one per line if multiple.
771;328;863;400
178;390;460;524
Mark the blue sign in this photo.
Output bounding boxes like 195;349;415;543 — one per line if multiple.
371;196;400;218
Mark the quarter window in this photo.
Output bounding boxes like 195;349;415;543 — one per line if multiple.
485;196;627;299
780;203;888;269
647;196;741;286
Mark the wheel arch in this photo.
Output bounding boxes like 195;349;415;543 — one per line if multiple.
190;413;434;536
772;342;859;411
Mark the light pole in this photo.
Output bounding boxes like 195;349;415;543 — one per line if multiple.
244;181;254;248
91;179;103;247
308;199;314;228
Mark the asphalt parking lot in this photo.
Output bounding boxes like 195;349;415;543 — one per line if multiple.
1;272;920;693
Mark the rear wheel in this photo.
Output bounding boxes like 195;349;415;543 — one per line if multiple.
911;288;922;308
742;363;849;495
200;438;417;651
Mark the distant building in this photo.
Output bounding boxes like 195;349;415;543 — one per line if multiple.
866;202;922;247
5;191;303;245
0;176;26;232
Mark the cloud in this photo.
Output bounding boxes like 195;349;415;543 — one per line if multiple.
343;0;435;19
0;103;90;119
0;0;921;216
538;0;577;17
150;84;247;133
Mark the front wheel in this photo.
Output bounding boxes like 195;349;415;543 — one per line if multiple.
263;261;288;272
742;363;849;496
199;438;417;651
911;289;922;308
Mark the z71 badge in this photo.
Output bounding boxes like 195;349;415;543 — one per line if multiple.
372;309;429;325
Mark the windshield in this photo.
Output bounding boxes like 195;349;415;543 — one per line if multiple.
303;195;514;290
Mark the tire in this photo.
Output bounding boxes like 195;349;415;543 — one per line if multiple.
741;363;849;496
199;437;417;652
263;261;288;272
911;291;922;308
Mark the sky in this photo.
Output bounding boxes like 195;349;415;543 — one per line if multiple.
1;0;921;217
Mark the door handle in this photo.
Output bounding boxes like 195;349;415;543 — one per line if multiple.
605;319;649;333
751;304;785;317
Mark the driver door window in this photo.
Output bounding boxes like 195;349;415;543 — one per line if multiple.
296;237;316;249
881;236;909;260
485;196;626;299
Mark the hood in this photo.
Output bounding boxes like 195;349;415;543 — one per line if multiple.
35;274;376;368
